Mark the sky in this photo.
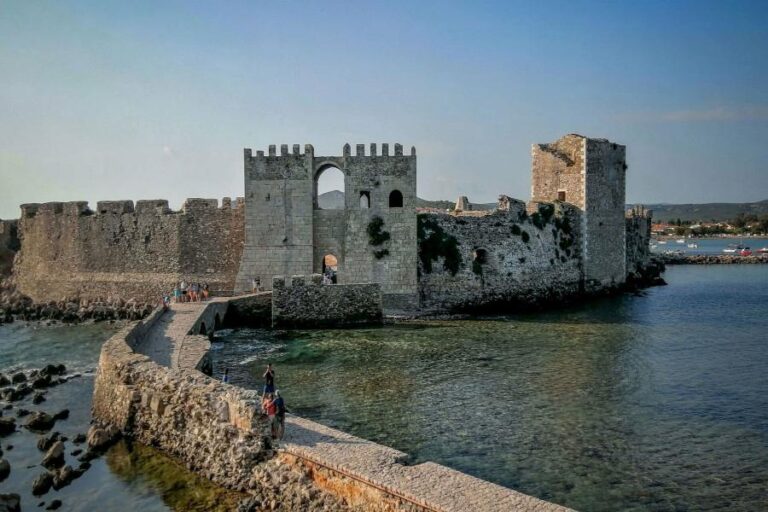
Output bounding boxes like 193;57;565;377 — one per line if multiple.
1;0;767;219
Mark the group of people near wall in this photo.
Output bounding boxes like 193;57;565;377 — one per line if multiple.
173;280;210;303
221;363;286;441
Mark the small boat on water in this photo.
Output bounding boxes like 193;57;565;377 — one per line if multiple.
758;247;768;254
675;239;686;244
740;248;753;256
723;243;744;254
658;240;667;245
687;242;698;248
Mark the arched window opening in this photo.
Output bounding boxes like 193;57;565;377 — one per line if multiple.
389;190;403;208
322;254;338;284
557;191;566;202
359;191;371;209
316;166;345;209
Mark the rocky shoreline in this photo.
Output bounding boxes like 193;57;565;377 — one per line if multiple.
659;254;768;265
0;281;153;325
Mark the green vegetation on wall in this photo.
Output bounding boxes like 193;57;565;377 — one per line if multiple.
367;216;391;259
417;215;462;275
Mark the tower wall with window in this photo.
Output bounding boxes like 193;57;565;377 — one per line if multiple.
531;134;627;288
236;143;418;308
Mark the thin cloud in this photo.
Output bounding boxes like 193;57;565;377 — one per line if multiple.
616;105;768;123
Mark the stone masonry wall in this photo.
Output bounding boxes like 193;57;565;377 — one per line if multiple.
236;143;418;308
11;198;244;302
418;201;584;312
0;219;19;277
92;307;273;490
271;274;383;328
625;206;653;275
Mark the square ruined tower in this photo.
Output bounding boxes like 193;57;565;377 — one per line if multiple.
531;134;627;288
235;143;418;309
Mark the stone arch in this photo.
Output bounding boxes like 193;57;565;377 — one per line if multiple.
199;322;207;335
314;163;345;210
389;190;403;208
214;313;222;330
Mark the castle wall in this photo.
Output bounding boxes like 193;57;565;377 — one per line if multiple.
626;207;653;275
12;199;244;302
583;139;627;287
271;274;382;328
417;202;584;311
0;219;19;277
237;143;418;307
531;134;627;289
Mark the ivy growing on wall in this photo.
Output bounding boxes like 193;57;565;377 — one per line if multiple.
417;215;462;275
367;216;391;259
521;230;530;243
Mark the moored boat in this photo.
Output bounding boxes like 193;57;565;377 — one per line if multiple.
740;247;753;256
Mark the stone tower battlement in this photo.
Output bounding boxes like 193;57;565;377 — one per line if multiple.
236;143;418;308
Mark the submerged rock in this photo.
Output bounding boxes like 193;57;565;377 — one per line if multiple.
37;432;61;452
24;411;55;432
32;392;46;404
46;499;62;510
10;373;26;384
0;458;9;482
0;418;15;436
41;441;65;469
0;493;20;512
32;471;53;495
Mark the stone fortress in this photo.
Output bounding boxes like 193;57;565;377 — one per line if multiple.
0;134;656;313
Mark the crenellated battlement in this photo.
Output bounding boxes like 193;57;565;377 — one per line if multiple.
19;198;244;219
626;205;652;219
245;143;416;161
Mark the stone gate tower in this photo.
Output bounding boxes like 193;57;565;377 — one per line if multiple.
235;143;418;308
531;134;627;288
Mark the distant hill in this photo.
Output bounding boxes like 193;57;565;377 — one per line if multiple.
318;190;345;209
640;200;768;223
319;191;768;221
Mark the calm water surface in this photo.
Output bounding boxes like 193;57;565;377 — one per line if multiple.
213;265;768;511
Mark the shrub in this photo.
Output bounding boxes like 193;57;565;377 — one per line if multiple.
417;215;462;275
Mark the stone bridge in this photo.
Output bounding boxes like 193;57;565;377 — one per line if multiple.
92;296;572;512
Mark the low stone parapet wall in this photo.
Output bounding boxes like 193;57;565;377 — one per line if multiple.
92;302;271;489
272;274;383;328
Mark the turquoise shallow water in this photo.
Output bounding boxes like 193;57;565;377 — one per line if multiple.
212;265;768;512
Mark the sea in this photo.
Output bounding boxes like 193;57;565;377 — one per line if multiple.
1;263;767;511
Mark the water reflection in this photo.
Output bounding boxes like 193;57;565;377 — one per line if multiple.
213;265;768;511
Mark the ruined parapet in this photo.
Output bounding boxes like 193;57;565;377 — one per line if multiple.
0;218;20;277
271;274;382;328
497;195;526;217
455;196;471;211
96;200;135;215
135;200;171;215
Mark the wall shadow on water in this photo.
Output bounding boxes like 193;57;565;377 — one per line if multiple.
105;440;245;512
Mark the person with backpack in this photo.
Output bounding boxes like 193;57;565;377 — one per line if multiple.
272;390;286;440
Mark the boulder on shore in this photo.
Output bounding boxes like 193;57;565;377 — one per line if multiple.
42;441;65;469
86;425;120;451
25;411;56;432
0;458;10;482
0;417;15;436
32;471;53;495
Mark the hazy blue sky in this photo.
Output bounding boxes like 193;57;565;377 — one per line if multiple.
2;0;767;218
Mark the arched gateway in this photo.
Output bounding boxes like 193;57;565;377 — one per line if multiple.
235;143;418;309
